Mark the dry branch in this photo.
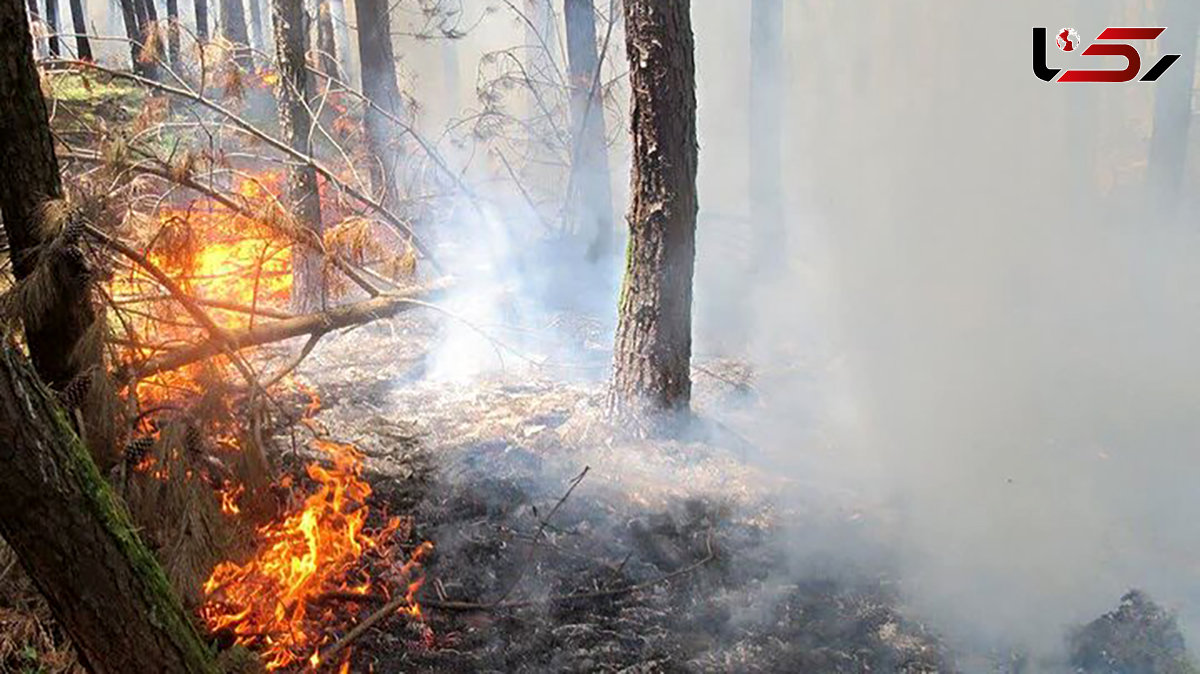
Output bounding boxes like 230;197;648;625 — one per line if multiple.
128;279;450;379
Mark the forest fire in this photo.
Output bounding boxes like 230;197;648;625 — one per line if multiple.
110;170;294;406
201;438;428;670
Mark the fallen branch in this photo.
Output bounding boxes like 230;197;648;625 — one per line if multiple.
126;279;451;380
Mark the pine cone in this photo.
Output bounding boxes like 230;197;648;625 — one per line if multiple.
56;373;91;409
123;435;156;468
61;214;85;244
184;424;203;457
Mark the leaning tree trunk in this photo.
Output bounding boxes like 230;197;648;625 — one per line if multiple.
26;0;45;57
564;0;615;261
0;341;218;674
749;0;783;271
68;0;92;59
193;0;207;41
355;0;404;205
220;0;251;70
0;0;99;392
610;0;698;415
273;0;326;312
1147;0;1200;210
44;0;60;56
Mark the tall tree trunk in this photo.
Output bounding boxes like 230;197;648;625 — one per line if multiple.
68;0;91;59
220;0;250;69
329;0;349;80
564;0;614;261
1147;0;1200;210
26;0;46;58
354;0;403;205
316;0;338;81
165;0;180;70
246;0;263;51
0;340;218;673
610;0;698;415
193;0;207;41
749;0;783;271
273;0;325;312
44;0;60;56
0;0;99;392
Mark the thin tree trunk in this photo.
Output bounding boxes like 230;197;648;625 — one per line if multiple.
247;0;263;51
749;0;783;271
68;0;91;59
610;0;698;415
329;0;349;81
0;340;218;673
1147;0;1200;210
316;0;339;81
193;0;207;41
165;0;180;70
0;0;99;392
564;0;614;261
272;0;325;312
354;0;403;205
44;0;60;56
27;0;48;59
220;0;251;69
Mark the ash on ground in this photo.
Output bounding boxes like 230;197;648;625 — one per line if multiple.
286;319;953;672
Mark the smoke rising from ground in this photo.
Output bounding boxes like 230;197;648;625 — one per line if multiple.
397;0;1200;664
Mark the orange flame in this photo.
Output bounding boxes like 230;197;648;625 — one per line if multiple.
201;438;427;669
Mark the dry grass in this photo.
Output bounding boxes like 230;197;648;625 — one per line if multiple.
0;543;81;674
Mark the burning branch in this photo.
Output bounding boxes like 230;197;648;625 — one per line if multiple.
126;278;450;380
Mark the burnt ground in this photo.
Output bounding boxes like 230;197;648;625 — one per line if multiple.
283;315;956;673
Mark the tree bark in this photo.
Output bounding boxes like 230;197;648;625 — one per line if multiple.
316;0;339;82
165;0;180;70
610;0;698;415
246;0;263;51
68;0;91;59
564;0;614;261
193;0;207;41
0;340;218;674
26;0;45;58
44;0;60;56
0;0;99;392
1147;0;1200;210
354;0;403;204
220;0;251;69
749;0;783;271
273;0;326;312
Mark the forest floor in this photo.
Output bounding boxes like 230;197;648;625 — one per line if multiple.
263;311;956;673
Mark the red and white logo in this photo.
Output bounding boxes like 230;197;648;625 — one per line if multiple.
1056;27;1081;52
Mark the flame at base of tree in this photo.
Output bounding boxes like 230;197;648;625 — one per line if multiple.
200;437;431;670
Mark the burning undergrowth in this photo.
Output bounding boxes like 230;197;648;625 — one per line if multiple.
289;329;956;672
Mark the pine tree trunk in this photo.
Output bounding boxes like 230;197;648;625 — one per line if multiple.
0;340;218;674
564;0;614;261
165;0;180;70
44;0;60;56
354;0;403;204
0;0;99;392
273;0;325;312
247;0;263;51
220;0;251;69
193;0;207;41
1147;0;1200;209
749;0;783;271
26;0;45;57
610;0;698;415
316;0;339;81
68;0;91;59
329;0;350;81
